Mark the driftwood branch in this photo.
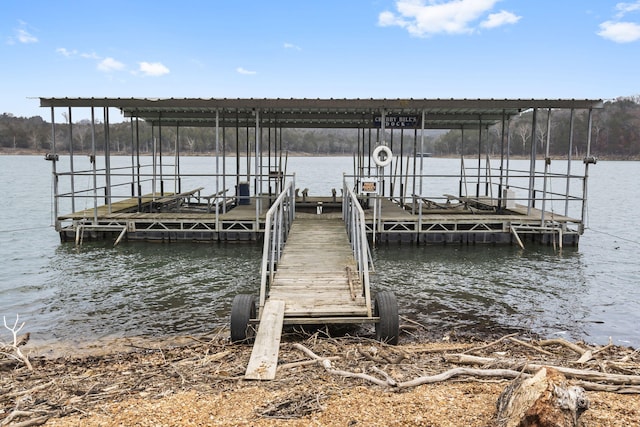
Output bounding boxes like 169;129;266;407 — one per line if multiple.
537;338;590;356
1;315;33;371
445;353;640;391
463;333;519;354
294;343;527;390
509;337;554;356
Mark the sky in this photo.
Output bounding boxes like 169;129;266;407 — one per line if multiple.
2;0;640;120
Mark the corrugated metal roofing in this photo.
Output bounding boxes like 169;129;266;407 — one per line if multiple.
39;97;604;129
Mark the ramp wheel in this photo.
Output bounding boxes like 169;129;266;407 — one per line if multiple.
230;294;257;343
374;291;399;345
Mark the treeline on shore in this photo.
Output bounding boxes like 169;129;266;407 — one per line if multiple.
1;96;639;159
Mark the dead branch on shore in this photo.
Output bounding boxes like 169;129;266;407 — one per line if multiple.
444;353;640;392
0;315;32;371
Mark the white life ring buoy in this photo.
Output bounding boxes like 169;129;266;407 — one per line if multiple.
372;145;393;167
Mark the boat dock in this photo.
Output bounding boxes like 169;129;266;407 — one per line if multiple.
39;97;602;247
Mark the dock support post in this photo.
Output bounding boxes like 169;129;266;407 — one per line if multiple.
49;107;60;231
540;108;552;225
91;108;98;223
580;108;594;234
527;108;538;216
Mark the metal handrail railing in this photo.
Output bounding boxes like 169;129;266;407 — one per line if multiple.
342;177;372;317
258;180;296;310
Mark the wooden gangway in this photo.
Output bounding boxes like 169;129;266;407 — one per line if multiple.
230;182;399;381
268;217;368;318
244;216;370;380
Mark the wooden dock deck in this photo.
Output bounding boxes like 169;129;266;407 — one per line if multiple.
56;192;583;246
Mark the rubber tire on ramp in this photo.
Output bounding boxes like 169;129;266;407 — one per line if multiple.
374;291;399;345
230;294;257;343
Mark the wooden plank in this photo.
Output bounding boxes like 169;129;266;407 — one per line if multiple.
245;299;285;380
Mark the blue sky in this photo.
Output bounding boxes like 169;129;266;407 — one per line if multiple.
2;0;640;119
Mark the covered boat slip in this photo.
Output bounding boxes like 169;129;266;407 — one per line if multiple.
40;97;602;246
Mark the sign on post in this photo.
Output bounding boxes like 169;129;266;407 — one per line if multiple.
361;179;378;194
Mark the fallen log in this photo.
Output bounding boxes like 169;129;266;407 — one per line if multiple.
496;367;589;427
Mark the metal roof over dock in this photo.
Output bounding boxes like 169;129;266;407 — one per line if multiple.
39;97;604;129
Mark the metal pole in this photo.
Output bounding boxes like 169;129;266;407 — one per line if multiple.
498;110;506;209
506;118;512;190
411;127;417;213
175;124;180;194
379;109;386;232
104;107;112;212
460;126;465;197
236;111;240;194
151;124;156;199
67;107;76;214
389;127;394;199
222;114;227;213
255;109;260;219
130;118;135;197
541;108;552;224
527;108;538;215
477;119;482;198
135;117;142;211
564;109;575;217
158;116;163;196
367;127;372;175
580;108;594;233
90;108;98;223
419;109;425;194
215;109;220;207
49;107;59;229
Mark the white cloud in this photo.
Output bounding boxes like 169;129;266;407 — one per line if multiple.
480;10;521;29
138;61;170;76
17;28;38;44
284;42;302;51
598;20;640;42
80;52;100;60
56;47;77;57
615;1;640;18
97;57;125;72
598;2;640;42
378;0;517;37
236;67;257;75
8;22;38;44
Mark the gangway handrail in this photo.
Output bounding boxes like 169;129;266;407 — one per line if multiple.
258;180;296;310
342;178;372;317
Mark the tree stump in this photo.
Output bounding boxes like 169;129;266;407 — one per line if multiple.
496;366;589;427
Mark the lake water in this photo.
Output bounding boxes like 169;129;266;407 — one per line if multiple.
1;155;639;348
